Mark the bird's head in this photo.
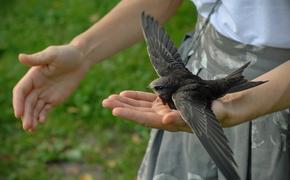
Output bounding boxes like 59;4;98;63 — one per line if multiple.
149;77;174;95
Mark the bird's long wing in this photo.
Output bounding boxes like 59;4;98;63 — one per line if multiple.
141;12;189;77
172;90;240;180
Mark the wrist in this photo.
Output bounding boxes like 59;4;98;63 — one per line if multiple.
70;36;97;68
63;41;91;76
212;99;230;127
212;92;248;128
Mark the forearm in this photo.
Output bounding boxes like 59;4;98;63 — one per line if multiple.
70;0;182;66
216;60;290;127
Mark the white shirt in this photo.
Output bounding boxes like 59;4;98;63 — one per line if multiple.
191;0;290;48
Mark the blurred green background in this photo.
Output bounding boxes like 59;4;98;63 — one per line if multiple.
0;0;196;179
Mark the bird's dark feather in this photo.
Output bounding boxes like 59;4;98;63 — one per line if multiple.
141;12;189;77
141;12;268;180
172;91;240;180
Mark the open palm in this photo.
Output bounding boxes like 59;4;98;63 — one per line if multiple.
102;90;192;132
13;45;90;131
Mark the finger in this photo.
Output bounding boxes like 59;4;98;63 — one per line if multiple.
102;98;153;112
19;46;56;66
39;104;52;123
33;99;45;124
120;90;157;102
22;90;39;130
30;99;46;131
108;94;152;108
112;107;163;128
13;75;33;118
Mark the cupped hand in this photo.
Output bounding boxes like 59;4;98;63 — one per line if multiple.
13;44;90;131
102;90;192;132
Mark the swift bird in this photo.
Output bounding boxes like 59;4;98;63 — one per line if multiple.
141;12;267;180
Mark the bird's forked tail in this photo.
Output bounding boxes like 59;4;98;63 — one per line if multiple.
225;62;268;93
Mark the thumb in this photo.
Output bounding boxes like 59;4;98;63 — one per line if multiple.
19;46;56;66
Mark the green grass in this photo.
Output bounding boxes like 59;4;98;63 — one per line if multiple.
0;0;196;179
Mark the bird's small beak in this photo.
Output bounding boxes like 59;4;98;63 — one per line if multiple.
147;84;156;94
148;81;155;89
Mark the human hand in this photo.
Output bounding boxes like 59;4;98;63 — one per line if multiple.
102;90;232;132
102;90;192;132
13;44;90;131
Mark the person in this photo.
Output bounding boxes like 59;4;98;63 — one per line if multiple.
13;0;290;179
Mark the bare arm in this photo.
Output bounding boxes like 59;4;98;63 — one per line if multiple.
103;60;290;132
13;0;183;131
71;0;183;66
215;60;290;127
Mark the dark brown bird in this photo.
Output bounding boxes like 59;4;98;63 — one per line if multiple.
141;12;267;180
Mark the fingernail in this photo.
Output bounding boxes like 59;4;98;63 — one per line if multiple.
15;112;22;119
38;117;44;123
19;53;27;58
112;108;121;116
39;115;45;123
102;99;112;107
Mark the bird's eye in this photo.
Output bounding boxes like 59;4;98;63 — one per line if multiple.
154;86;165;91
